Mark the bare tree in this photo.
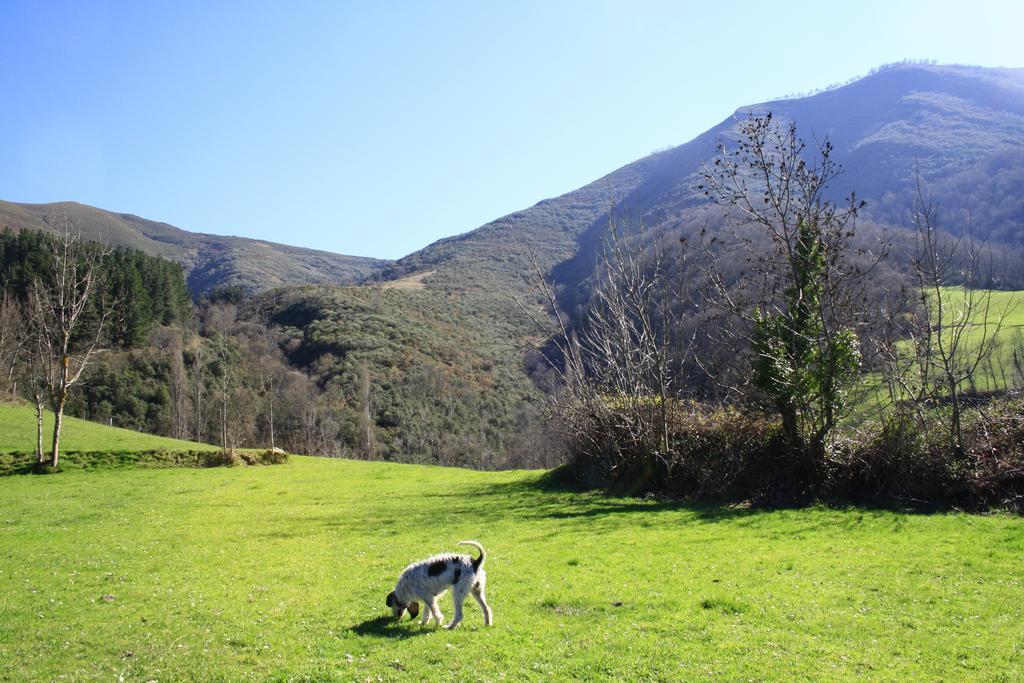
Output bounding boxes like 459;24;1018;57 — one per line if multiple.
357;361;377;459
882;172;1012;455
260;369;280;451
22;313;48;464
697;113;886;485
205;302;238;449
300;378;323;456
0;293;28;394
151;326;191;440
28;222;114;468
191;344;206;442
168;331;190;440
518;210;693;480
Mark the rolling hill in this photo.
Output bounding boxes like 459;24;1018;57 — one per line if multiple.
0;200;390;294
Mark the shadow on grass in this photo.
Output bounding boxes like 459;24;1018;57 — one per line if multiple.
453;469;931;528
349;615;429;640
429;472;765;526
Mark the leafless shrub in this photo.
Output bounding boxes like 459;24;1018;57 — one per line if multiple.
518;208;694;483
880;170;1014;456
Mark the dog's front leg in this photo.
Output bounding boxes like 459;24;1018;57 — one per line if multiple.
429;597;444;627
420;603;431;625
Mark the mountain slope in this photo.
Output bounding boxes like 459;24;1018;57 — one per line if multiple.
389;63;1024;309
264;63;1024;468
4;64;1022;469
0;200;390;294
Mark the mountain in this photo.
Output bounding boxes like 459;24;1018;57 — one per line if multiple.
0;200;390;294
387;63;1024;309
6;64;1021;301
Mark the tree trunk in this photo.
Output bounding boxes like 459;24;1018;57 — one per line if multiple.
780;403;801;452
221;388;228;450
34;393;44;464
268;391;275;451
50;394;66;468
169;334;188;439
193;349;204;441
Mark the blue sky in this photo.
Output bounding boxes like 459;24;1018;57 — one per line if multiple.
1;1;1021;259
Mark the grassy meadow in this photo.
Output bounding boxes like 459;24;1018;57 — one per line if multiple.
915;288;1023;391
1;454;1022;681
0;402;218;475
1;287;1022;681
0;402;218;455
851;287;1022;421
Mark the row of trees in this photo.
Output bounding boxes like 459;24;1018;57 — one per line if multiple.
0;225;321;467
0;227;192;347
0;224;195;459
2;225;543;469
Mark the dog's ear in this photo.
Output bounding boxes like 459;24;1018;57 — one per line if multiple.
407;601;419;619
386;591;395;608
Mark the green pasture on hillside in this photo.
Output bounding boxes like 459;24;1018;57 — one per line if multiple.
1;455;1021;681
852;287;1022;420
0;402;217;455
917;288;1023;387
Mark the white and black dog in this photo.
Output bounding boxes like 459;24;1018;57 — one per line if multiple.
385;541;493;629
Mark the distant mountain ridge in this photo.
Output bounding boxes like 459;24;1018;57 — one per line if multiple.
4;63;1022;303
389;63;1024;311
0;200;390;294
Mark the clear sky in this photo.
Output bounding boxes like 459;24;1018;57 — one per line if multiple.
1;1;1021;259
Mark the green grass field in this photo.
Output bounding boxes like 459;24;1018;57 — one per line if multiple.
0;402;217;455
0;288;1021;680
919;288;1024;391
1;455;1022;681
851;288;1023;422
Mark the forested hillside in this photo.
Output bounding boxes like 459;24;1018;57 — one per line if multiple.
0;200;390;294
0;229;555;467
0;227;192;346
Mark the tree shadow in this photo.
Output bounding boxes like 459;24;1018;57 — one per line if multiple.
464;473;941;531
349;615;429;640
464;475;765;525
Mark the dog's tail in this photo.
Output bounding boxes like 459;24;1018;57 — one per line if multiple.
458;540;485;571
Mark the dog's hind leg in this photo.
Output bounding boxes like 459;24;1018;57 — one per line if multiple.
471;579;493;626
446;585;470;629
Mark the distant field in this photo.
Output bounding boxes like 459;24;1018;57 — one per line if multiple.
923;288;1024;389
852;287;1022;420
0;457;1021;681
378;269;436;290
0;402;217;455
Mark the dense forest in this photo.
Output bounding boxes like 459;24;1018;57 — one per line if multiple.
0;227;193;346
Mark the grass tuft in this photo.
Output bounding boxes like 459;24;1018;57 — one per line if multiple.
700;596;751;615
